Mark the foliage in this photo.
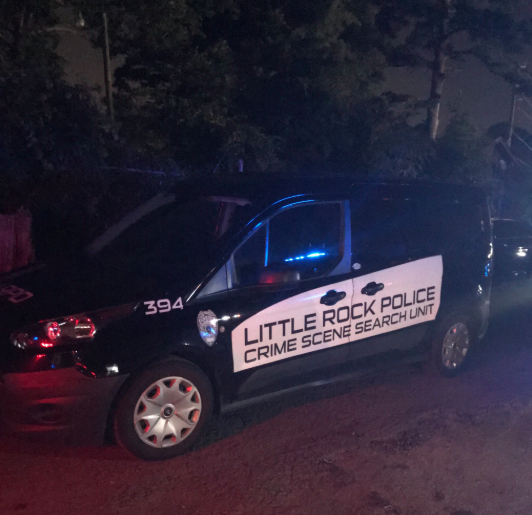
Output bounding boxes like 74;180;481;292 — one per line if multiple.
73;0;390;174
433;110;492;184
366;110;493;185
365;124;436;179
2;0;528;260
0;0;113;212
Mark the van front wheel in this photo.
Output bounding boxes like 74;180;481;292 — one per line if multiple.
430;315;473;377
114;358;213;460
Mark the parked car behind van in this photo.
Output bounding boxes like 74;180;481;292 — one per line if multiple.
492;218;532;281
0;176;492;460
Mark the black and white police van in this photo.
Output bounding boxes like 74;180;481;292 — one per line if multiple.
0;176;492;460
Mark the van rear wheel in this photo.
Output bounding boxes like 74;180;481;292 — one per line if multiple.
430;315;473;377
114;358;213;460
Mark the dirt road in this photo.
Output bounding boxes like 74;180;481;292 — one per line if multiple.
2;283;532;515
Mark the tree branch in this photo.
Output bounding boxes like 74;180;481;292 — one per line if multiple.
43;25;90;40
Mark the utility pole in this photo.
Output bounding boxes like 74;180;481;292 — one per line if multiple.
507;61;531;148
102;11;114;121
508;87;518;148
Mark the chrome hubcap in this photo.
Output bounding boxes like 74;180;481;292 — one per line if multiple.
441;322;470;370
134;376;202;448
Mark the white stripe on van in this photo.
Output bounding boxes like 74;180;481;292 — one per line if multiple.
231;256;442;372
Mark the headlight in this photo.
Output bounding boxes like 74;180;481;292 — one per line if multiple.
11;303;137;350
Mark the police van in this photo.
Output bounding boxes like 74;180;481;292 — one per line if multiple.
0;176;492;460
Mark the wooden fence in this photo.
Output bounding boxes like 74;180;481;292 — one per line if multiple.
0;210;34;274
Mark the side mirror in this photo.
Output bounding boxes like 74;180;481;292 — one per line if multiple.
259;269;300;285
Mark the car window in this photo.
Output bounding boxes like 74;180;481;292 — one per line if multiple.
233;202;344;287
494;220;532;239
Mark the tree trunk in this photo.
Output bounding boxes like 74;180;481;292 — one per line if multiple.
427;44;447;141
427;0;454;141
10;10;26;61
102;12;114;121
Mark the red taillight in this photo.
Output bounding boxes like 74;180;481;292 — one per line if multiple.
11;303;136;350
46;321;61;341
23;317;97;349
41;317;96;347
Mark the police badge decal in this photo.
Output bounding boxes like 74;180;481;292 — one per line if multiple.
197;310;219;346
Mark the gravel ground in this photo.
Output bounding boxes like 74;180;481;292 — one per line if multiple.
1;281;532;515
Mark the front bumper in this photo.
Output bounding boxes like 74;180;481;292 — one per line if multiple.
0;367;128;444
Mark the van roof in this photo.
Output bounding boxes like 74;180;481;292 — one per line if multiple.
172;174;487;205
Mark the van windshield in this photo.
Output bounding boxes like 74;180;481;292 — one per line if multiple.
87;194;253;278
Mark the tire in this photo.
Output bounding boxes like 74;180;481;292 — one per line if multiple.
429;313;474;378
114;357;213;461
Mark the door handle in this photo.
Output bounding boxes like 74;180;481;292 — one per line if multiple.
320;290;346;306
361;282;384;296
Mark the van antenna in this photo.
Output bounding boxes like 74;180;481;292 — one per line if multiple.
211;148;230;175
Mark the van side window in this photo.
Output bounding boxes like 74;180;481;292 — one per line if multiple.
233;203;343;287
352;197;483;271
352;199;412;269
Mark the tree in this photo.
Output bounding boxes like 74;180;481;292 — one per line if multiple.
365;124;436;179
376;0;532;140
0;0;60;68
364;103;494;185
75;0;389;174
223;0;389;173
0;0;112;211
434;109;492;183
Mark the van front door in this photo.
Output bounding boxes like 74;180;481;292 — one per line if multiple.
219;199;354;398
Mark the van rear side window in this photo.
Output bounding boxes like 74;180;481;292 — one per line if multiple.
352;197;482;269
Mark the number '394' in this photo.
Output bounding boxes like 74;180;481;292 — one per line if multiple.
144;297;183;315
